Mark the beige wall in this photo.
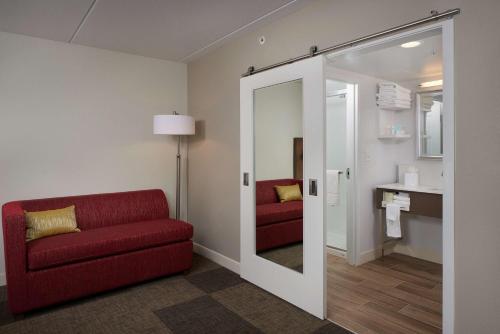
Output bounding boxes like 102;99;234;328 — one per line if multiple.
0;32;188;283
187;0;500;332
255;80;302;181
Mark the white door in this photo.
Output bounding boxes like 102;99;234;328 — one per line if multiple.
240;56;326;318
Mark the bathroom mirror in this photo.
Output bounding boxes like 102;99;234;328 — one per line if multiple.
417;90;443;159
254;79;304;273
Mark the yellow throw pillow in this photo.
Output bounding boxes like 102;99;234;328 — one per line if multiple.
25;205;80;241
274;184;303;203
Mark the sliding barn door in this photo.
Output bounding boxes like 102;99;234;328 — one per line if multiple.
240;56;326;318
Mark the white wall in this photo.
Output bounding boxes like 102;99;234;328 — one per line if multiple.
0;32;188;284
391;79;444;263
254;80;302;180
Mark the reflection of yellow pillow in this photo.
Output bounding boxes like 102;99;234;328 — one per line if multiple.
25;205;80;241
274;184;303;203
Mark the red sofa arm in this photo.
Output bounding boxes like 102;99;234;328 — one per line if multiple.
2;201;28;306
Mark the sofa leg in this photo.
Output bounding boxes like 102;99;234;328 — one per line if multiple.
183;268;191;275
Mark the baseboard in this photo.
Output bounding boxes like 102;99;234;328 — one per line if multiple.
193;242;240;274
0;273;5;286
393;244;442;264
359;245;395;265
326;246;346;258
360;243;442;265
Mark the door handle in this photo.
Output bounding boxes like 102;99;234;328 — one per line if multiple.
346;168;350;180
309;179;317;196
243;172;249;186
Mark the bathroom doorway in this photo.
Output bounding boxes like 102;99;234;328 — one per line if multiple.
323;21;454;333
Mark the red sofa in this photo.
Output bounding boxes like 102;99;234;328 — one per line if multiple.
256;179;303;252
1;189;193;314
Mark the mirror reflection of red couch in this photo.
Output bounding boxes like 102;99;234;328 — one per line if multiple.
256;179;303;252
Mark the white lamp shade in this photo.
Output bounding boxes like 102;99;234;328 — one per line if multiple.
154;114;195;135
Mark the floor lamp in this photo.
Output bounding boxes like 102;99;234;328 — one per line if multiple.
154;112;195;220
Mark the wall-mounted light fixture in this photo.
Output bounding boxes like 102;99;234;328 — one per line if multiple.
401;41;421;48
419;79;443;88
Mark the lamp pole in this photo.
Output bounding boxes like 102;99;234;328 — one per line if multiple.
174;111;181;220
153;112;194;221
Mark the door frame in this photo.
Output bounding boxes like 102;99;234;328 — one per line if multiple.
324;79;358;265
323;20;455;333
240;56;326;318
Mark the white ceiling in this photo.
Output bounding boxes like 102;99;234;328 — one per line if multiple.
327;31;443;82
0;0;309;62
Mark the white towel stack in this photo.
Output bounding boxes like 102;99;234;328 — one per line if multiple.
393;193;410;210
420;95;434;112
377;82;412;110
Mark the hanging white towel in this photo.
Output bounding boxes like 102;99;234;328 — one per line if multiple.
386;203;402;238
327;169;340;206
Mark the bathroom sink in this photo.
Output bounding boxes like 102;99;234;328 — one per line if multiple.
376;183;443;195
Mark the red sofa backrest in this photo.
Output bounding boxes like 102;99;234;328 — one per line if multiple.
19;189;169;230
255;179;303;205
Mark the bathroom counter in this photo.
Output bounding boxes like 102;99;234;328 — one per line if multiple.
376;183;443;195
375;184;442;218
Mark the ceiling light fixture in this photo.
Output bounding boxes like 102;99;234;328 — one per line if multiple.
419;79;443;88
401;41;421;48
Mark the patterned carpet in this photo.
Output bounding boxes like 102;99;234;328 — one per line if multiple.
0;254;350;334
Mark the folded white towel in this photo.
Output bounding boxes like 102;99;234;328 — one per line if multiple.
377;96;412;102
379;102;411;107
393;195;410;202
378;104;411;110
327;169;340;206
378;100;411;104
379;82;411;94
393;201;410;210
393;199;408;203
379;91;411;98
378;101;412;107
386;203;402;238
378;87;411;92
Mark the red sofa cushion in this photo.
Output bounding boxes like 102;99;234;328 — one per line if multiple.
256;201;303;227
27;219;193;271
256;179;303;205
256;219;303;252
20;189;169;230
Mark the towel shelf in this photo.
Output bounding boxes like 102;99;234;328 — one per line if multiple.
375;187;442;219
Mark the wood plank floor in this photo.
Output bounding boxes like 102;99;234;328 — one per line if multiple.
327;253;442;334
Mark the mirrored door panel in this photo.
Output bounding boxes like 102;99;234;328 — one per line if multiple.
240;56;325;318
254;79;303;273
